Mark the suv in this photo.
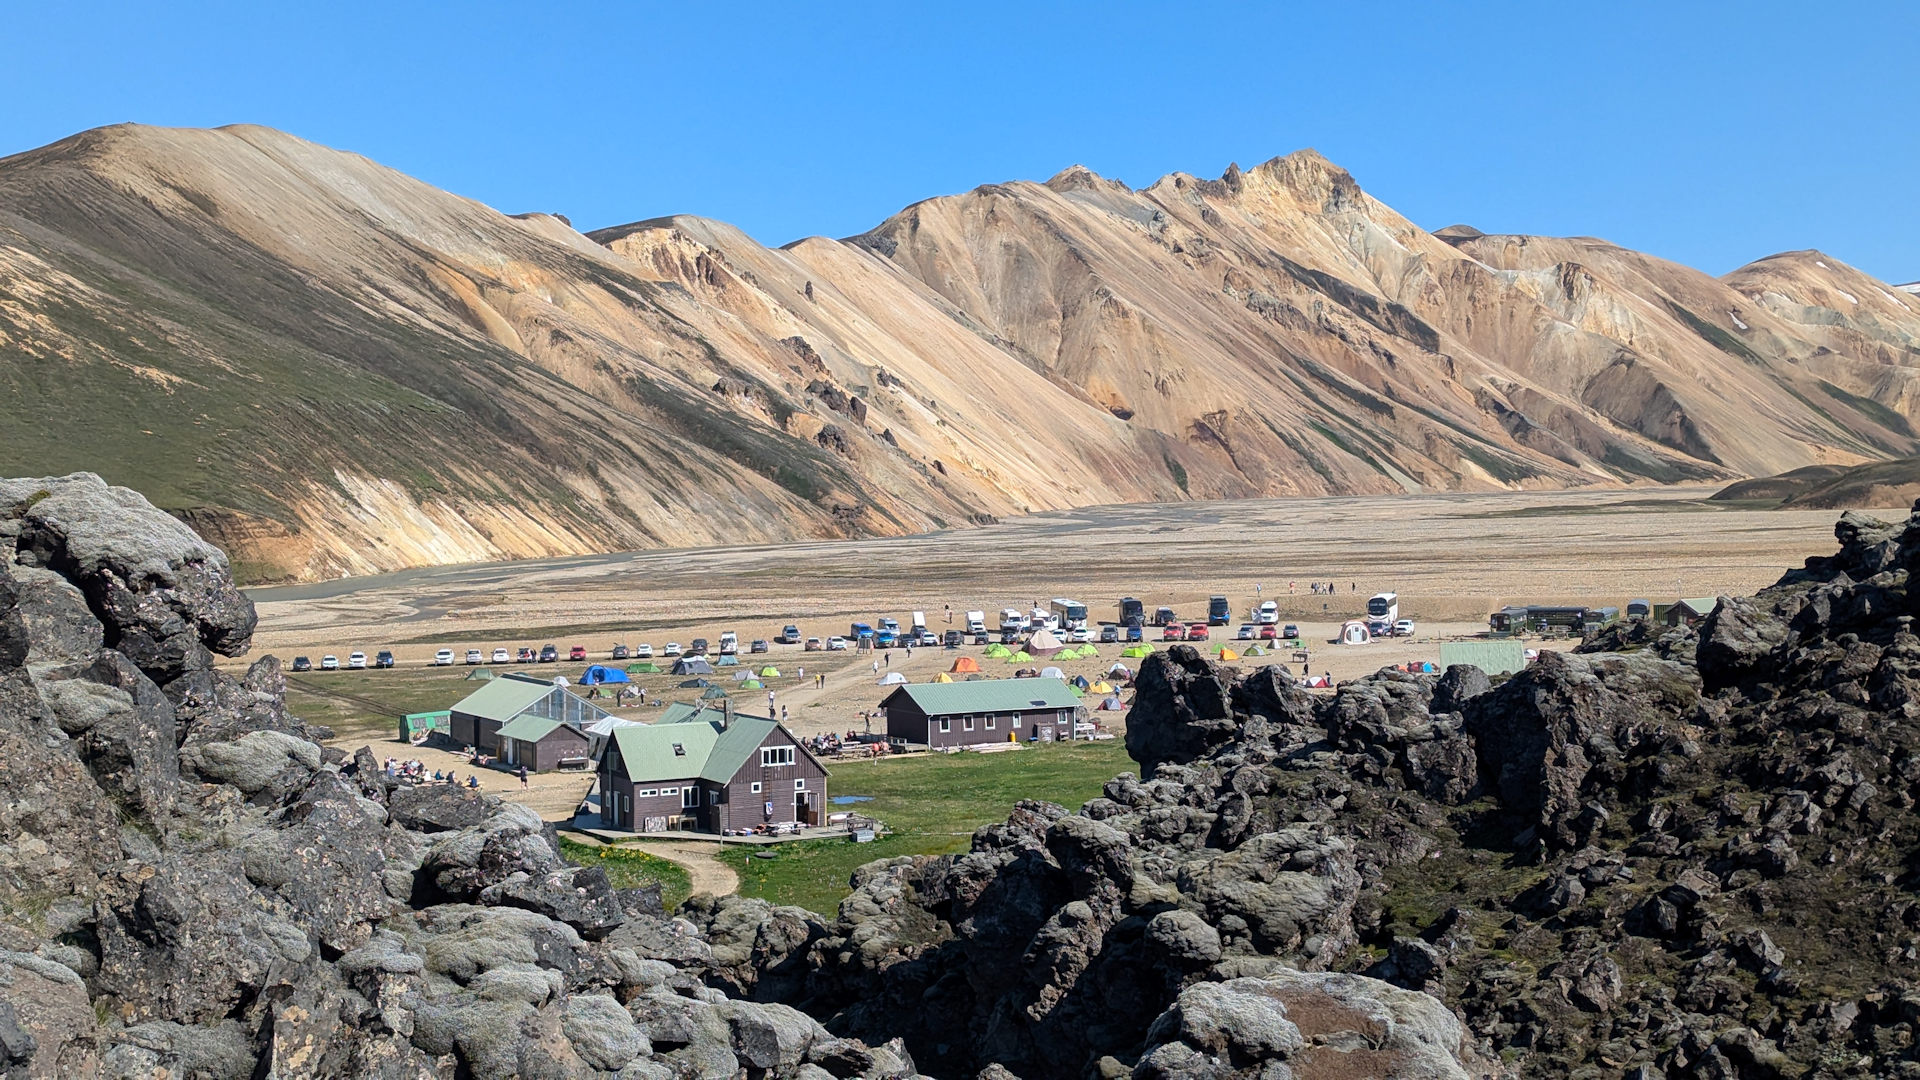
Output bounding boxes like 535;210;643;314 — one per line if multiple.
1186;624;1211;641
465;649;483;664
777;625;801;644
291;656;313;672
347;652;368;669
516;647;536;663
321;655;340;670
432;649;453;666
663;642;683;657
1098;625;1119;643
539;644;559;663
750;639;770;654
1258;624;1278;640
375;650;396;669
492;648;510;663
1394;619;1416;637
804;637;824;651
689;638;709;656
1162;624;1186;642
1237;625;1256;640
826;636;849;651
943;630;964;648
1281;624;1300;640
633;643;654;658
612;644;630;660
568;645;587;661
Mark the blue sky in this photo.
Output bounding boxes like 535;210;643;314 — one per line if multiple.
3;2;1915;281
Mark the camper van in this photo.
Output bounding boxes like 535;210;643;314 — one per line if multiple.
911;611;927;632
1626;599;1652;619
1117;597;1145;627
717;631;739;655
965;611;987;634
1366;593;1399;634
1256;600;1278;624
1031;606;1058;630
1050;598;1089;630
1000;608;1026;631
1208;596;1231;625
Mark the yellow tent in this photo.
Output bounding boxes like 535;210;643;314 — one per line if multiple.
1091;681;1113;694
1219;648;1240;661
932;672;954;683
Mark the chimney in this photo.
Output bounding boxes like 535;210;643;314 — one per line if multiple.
721;699;732;729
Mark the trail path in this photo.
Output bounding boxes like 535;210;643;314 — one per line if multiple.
605;840;739;897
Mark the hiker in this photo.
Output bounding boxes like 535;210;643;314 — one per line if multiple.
466;774;479;789
517;764;528;789
767;690;776;712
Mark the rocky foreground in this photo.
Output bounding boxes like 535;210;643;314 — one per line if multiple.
5;472;1920;1078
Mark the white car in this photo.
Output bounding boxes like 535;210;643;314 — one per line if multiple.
1394;619;1416;637
633;644;654;658
465;649;483;665
663;642;683;657
1237;625;1257;640
491;648;510;663
347;652;368;669
320;654;339;671
826;636;849;651
433;649;454;666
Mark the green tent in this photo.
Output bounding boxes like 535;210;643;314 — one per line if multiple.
984;643;1012;658
1244;646;1267;656
758;666;781;677
626;662;661;673
700;686;730;700
741;679;764;689
1122;645;1153;658
463;668;495;681
1008;650;1033;662
715;654;740;666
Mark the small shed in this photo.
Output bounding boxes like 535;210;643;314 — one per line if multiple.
495;714;594;772
1665;597;1718;628
448;672;610;757
881;678;1082;748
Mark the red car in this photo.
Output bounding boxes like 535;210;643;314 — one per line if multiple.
1162;624;1187;641
568;645;587;661
1259;624;1278;640
1186;623;1211;641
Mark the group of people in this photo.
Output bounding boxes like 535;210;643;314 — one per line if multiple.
383;757;482;789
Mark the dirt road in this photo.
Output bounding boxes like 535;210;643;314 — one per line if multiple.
602;840;739;897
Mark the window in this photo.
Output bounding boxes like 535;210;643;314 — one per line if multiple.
683;788;699;809
1056;713;1068;724
985;715;995;730
708;790;721;805
964;717;974;731
794;779;806;790
761;746;796;767
750;781;762;794
672;742;685;757
660;787;678;796
639;789;658;797
939;719;951;733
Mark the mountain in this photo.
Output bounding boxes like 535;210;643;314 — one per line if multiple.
3;124;1918;582
1714;456;1920;509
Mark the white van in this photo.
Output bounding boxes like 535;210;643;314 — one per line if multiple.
718;631;739;655
1257;600;1278;624
965;611;987;633
1000;608;1026;630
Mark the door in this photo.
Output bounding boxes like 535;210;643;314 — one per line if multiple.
795;790;815;826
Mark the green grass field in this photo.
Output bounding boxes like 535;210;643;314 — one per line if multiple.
719;740;1136;915
282;665;481;745
559;837;694;909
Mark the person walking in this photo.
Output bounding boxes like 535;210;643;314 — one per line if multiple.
767;690;776;713
517;764;528;789
872;658;880;676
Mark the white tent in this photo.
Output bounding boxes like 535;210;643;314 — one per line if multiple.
876;672;909;685
1339;620;1371;645
1040;666;1066;680
1027;628;1064;654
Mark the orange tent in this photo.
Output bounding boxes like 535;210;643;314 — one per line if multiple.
950;656;981;673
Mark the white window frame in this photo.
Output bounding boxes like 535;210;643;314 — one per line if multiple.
708;789;721;806
964;717;974;731
639;789;658;797
939;718;951;733
750;781;762;794
985;715;995;730
660;787;678;796
683;787;699;809
794;779;806;790
761;746;796;767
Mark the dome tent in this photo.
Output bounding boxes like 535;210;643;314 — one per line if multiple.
876;671;908;686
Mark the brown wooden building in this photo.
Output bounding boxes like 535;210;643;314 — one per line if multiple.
448;672;610;762
495;715;594;772
881;679;1082;748
599;703;829;834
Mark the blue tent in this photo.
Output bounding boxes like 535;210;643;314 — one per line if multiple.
580;665;631;685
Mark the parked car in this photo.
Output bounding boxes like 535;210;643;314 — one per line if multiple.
913;629;939;647
568;645;587;661
1162;624;1186;641
633;644;654;658
1186;624;1211;641
777;625;801;644
1098;625;1120;643
1069;627;1093;643
943;630;964;648
320;655;339;670
688;638;709;656
1394;619;1416;637
492;648;510;663
1125;625;1144;643
1237;624;1257;640
291;656;313;672
1258;624;1278;640
539;644;558;663
348;652;368;669
971;630;990;645
1000;627;1022;645
663;642;683;657
516;647;536;663
826;636;849;651
750;639;770;654
805;637;824;651
375;650;396;669
1281;624;1300;639
465;649;483;664
611;644;629;660
432;649;453;666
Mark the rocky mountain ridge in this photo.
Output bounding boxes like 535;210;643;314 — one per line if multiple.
3;125;1919;581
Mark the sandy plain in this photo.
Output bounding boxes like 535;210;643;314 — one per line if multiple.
243;486;1883;747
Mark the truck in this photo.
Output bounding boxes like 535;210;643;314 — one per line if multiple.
1208;596;1231;625
1255;600;1278;624
911;611;927;632
965;610;987;634
1117;597;1145;626
717;631;739;655
1000;608;1026;631
1366;593;1399;635
1030;606;1057;631
1049;598;1088;630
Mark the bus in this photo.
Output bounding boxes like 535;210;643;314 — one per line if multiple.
1050;598;1089;630
1208;596;1231;625
1117;597;1145;627
1366;593;1399;634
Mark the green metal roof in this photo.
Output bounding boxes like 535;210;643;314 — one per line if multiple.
883;678;1080;716
609;706;819;784
1676;597;1718;615
449;673;560;723
496;715;565;743
1438;641;1527;677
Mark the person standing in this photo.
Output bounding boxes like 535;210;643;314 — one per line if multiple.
517;764;528;789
